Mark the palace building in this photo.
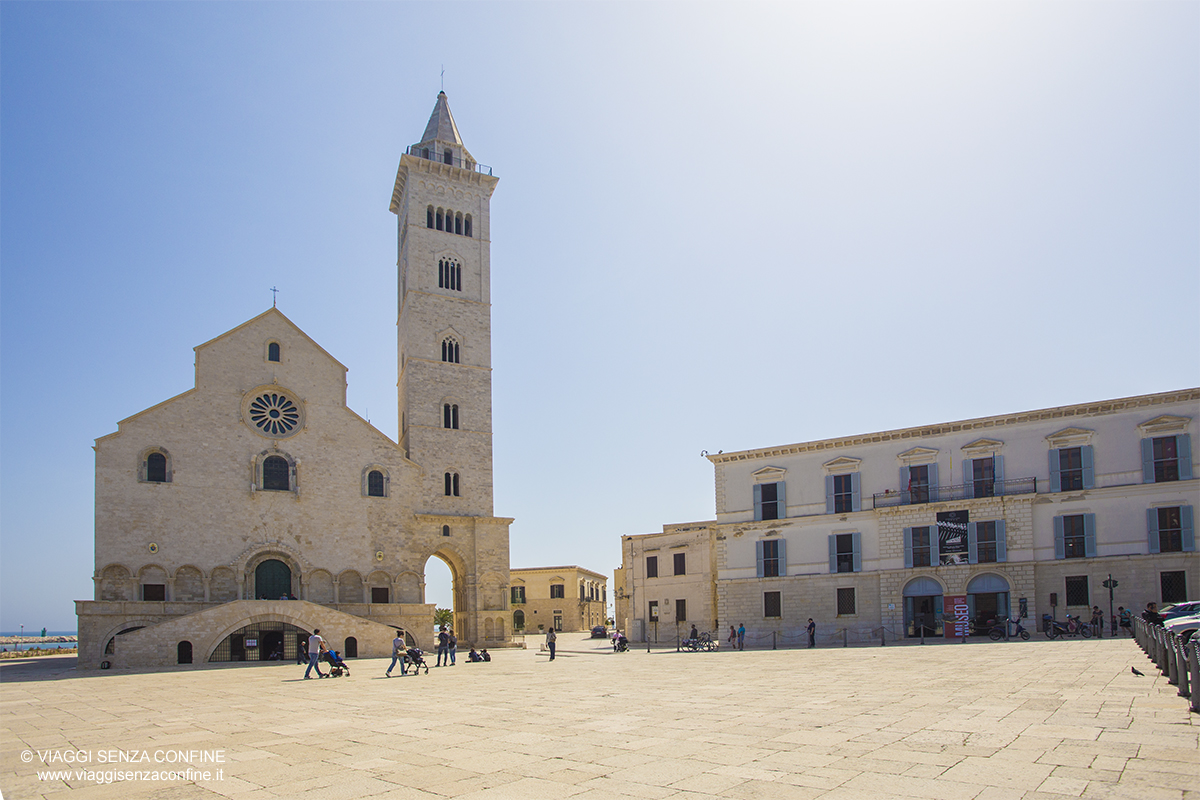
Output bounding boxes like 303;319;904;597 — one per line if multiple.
78;93;514;668
507;566;608;634
618;389;1199;645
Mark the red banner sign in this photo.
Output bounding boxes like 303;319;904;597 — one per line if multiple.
945;594;969;639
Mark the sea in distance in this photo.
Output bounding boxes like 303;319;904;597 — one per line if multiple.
0;630;78;652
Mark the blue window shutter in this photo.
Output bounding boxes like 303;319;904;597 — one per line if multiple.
963;458;974;499
1178;435;1193;480
1053;516;1065;559
825;475;835;514
929;525;940;565
1182;505;1195;552
994;455;1005;487
967;522;978;564
778;538;787;576
904;527;914;568
753;484;762;521
1049;449;1061;492
928;463;939;501
1141;438;1155;483
1083;513;1097;557
828;535;838;573
777;481;787;519
852;532;862;572
1081;446;1095;489
1147;508;1160;554
851;472;861;512
756;540;764;577
899;466;910;501
996;520;1007;562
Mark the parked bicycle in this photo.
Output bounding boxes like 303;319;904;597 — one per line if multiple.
682;631;717;651
1045;614;1091;639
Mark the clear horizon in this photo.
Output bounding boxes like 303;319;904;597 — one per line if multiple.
2;2;1197;631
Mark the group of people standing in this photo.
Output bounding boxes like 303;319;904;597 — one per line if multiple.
724;619;817;650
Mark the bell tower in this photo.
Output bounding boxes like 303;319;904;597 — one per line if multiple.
391;92;499;516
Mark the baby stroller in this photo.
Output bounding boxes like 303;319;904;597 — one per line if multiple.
615;634;628;652
322;649;350;677
405;647;430;675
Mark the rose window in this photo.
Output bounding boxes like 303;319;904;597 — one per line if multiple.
247;391;302;438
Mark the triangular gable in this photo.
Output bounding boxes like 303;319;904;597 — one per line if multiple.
822;456;862;473
897;446;938;463
1137;415;1191;435
751;466;787;483
194;308;347;373
1046;427;1095;447
962;438;1004;454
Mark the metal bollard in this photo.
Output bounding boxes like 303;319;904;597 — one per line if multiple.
772;631;776;650
1176;638;1190;698
1190;645;1200;713
1167;631;1179;685
842;628;848;648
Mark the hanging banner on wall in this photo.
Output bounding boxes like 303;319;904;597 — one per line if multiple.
944;594;969;638
937;510;970;565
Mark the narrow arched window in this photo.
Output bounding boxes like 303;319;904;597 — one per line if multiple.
438;259;445;288
426;206;434;228
436;209;444;231
464;215;472;238
454;213;462;235
443;403;459;429
146;452;167;483
268;342;280;362
367;470;385;497
442;525;451;537
444;472;460;497
263;456;290;491
422;147;430;160
441;338;459;364
444;149;453;165
454;262;461;290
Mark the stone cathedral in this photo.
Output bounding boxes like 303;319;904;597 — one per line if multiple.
77;93;514;669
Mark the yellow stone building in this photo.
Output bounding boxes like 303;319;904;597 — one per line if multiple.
508;566;607;633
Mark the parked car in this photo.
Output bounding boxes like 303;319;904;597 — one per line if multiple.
1160;601;1200;621
1164;613;1200;641
590;625;607;638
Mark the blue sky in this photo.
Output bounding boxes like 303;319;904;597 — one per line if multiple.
2;1;1197;631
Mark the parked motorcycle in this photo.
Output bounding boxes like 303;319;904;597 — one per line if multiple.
1045;614;1091;639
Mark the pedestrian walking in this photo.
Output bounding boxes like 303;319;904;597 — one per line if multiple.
1118;606;1132;636
304;628;327;679
737;623;745;650
727;625;736;649
546;626;557;660
435;625;449;666
386;630;407;677
1090;606;1104;638
806;618;816;648
448;627;458;665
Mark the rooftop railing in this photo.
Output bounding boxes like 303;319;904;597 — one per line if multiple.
405;146;492;175
872;476;1038;509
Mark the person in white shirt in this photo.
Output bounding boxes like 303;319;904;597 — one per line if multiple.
304;629;326;678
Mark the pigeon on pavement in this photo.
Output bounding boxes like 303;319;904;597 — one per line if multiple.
1131;666;1144;676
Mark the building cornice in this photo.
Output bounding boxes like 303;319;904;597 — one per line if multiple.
706;388;1200;465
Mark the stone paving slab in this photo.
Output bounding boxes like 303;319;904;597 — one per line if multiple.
0;636;1195;800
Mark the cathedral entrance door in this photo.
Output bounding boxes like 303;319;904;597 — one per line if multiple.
256;559;292;600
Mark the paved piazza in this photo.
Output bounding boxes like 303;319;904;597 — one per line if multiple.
1;635;1196;800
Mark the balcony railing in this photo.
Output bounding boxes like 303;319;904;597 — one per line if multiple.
872;476;1038;509
405;146;492;175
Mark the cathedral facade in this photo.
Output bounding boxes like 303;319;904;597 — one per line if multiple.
77;93;513;669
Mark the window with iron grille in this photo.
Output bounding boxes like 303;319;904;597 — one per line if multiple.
764;591;781;618
263;456;290;491
1065;575;1089;607
1161;571;1187;605
836;587;856;615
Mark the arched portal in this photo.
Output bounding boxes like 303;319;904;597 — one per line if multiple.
966;573;1011;633
423;551;468;643
255;559;292;600
903;576;944;638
